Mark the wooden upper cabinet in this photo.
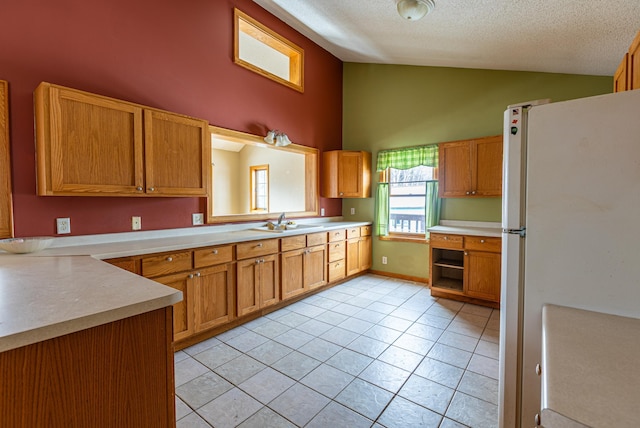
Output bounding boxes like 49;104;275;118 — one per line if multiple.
34;82;209;197
322;150;371;198
614;31;640;93
0;80;13;238
144;110;208;196
438;135;502;198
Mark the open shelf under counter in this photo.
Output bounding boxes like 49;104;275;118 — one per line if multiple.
433;258;464;269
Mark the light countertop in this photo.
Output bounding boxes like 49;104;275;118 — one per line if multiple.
541;304;640;427
428;220;502;238
0;219;371;353
0;255;181;352
30;220;372;259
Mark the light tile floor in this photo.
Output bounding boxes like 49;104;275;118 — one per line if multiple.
174;274;500;428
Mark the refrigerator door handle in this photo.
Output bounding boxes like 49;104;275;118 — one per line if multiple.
503;227;526;237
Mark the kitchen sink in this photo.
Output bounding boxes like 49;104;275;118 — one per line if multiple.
251;224;324;233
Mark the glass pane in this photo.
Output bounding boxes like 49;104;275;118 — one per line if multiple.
239;32;290;81
388;166;434;234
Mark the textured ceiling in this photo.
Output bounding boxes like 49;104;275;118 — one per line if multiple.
253;0;640;76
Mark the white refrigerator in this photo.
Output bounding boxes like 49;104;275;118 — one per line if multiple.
498;89;640;428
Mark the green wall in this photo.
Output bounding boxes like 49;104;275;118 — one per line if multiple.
342;63;612;279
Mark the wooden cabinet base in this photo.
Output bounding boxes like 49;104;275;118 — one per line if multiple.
0;308;176;428
429;285;499;309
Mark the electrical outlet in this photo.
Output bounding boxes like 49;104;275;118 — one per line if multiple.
192;213;204;225
382;256;388;265
56;218;71;234
132;216;142;231
350;207;356;215
321;208;325;216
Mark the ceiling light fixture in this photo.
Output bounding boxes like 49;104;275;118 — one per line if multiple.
397;0;435;21
264;130;293;147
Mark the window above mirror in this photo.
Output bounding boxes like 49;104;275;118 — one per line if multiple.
233;8;304;93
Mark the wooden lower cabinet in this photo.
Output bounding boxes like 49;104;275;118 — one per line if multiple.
281;248;306;300
0;308;176;428
347;235;372;276
430;233;501;307
305;244;327;290
237;254;280;317
464;250;501;302
153;263;235;341
195;263;235;331
153;272;194;341
106;226;372;346
281;244;327;301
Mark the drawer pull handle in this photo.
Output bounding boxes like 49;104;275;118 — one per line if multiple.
136;186;143;191
536;364;542;376
466;191;470;195
188;274;194;279
443;236;448;240
196;272;201;277
166;257;173;262
257;243;263;247
212;249;218;255
148;187;155;192
480;239;485;243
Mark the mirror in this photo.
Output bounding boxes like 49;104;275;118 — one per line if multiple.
207;125;318;223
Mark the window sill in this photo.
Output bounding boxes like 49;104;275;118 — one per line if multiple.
378;235;428;244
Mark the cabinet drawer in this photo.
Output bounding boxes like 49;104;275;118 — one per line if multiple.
360;225;372;236
328;260;346;282
430;233;464;250
236;239;279;260
328;241;346;262
141;251;192;278
193;245;233;268
281;235;306;252
328;229;346;242
307;232;328;247
346;227;360;238
465;236;501;253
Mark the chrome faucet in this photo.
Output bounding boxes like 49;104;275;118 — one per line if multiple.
277;212;286;226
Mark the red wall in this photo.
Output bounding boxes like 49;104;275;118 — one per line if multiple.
0;0;343;236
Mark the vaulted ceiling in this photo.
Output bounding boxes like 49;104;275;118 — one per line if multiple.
254;0;640;76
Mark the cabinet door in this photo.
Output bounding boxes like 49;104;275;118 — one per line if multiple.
144;110;209;196
304;244;327;290
614;53;628;93
322;151;371;198
195;264;235;331
281;249;305;300
438;141;471;197
358;236;372;272
346;238;360;276
473;136;503;197
35;83;145;196
237;259;260;317
259;254;280;309
629;32;640;90
337;151;364;197
0;81;12;238
153;272;194;341
464;251;501;302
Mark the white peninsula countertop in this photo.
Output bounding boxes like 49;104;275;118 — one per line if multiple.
0;219;371;353
0;255;181;352
428;220;502;238
541;304;640;427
